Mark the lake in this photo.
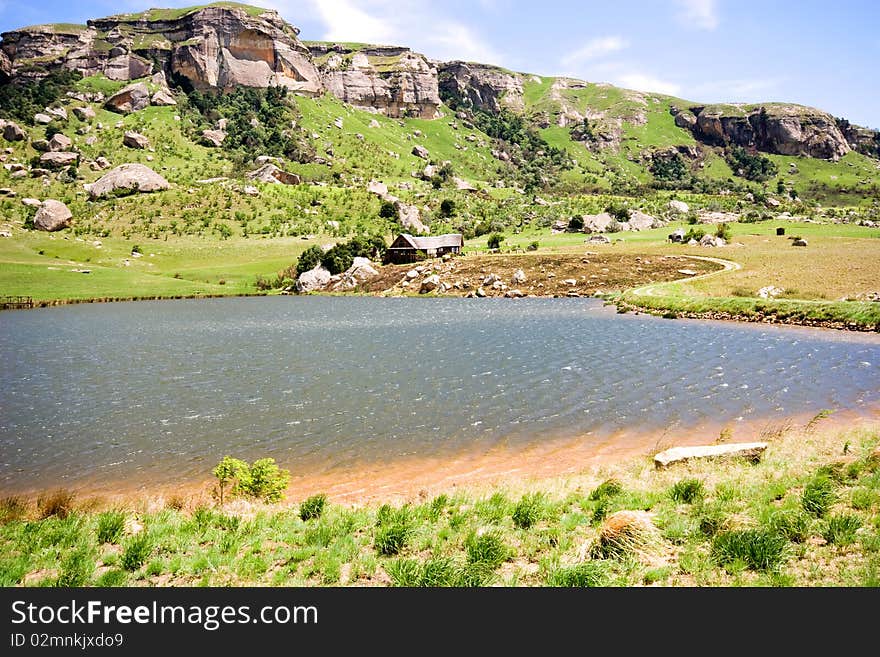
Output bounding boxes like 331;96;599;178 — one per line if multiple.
1;296;878;495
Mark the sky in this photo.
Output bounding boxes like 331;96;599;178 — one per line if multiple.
2;0;878;128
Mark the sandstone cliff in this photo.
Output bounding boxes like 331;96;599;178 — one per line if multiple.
672;104;851;159
438;61;523;113
0;4;321;93
307;43;440;119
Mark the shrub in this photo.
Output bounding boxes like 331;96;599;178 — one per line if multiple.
58;545;95;586
386;557;494;587
567;215;584;232
374;505;413;556
237;458;290;503
512;493;543;529
671;479;705;504
802;475;836;517
683;227;705;242
299;494;327;521
487;233;504;250
526;241;539;251
465;530;510;569
295;245;325;276
97;569;128;587
712;529;788;571
96;510;126;544
38;489;75;519
593;511;659;559
212;456;249;505
439;199;456;217
121;533;153;571
605;202;631;222
379;200;398;219
715;222;732;241
546;561;609;587
0;496;28;523
822;514;862;546
726;146;778;182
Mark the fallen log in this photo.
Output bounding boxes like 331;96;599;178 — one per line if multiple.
654;442;769;468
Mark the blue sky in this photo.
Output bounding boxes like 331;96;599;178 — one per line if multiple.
2;0;878;128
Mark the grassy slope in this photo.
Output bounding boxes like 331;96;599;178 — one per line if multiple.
1;421;877;587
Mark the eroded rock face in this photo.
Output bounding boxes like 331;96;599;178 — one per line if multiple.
33;199;72;231
84;163;170;198
310;44;440;119
1;6;321;95
687;104;850;159
438;61;523;112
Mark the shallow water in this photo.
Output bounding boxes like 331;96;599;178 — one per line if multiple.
1;296;878;493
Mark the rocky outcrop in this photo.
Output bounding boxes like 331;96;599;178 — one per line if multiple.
309;43;440;119
33;199;72;231
296;264;331;293
836;119;880;158
438;61;523;112
684;104;851;159
395;201;428;234
84;163;170;198
246;163;300;185
1;5;321;94
201;129;226;147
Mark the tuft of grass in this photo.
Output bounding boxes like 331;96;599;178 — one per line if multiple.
96;569;128;586
374;505;413;556
299;494;327;521
121;533;153;572
695;503;729;538
802;475;836;517
822;514;863;546
465;530;510;570
589;478;623;501
57;545;95;586
37;489;75;519
670;478;705;504
386;556;494;587
0;496;29;523
851;488;879;511
766;509;811;543
804;409;834;433
545;561;609;587
712;529;788;572
96;510;126;544
512;493;543;529
594;510;660;559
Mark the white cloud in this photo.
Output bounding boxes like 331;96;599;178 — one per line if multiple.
675;0;719;30
306;0;395;43
690;77;783;101
424;21;502;64
561;36;629;68
617;73;682;96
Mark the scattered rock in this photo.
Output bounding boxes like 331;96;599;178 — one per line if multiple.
45;106;67;121
504;289;525;298
201;129;226;147
668;199;689;214
123;131;150;149
150;89;177;106
105;82;150;114
34;113;52;125
2;121;26;141
242;185;260;196
699;234;726;247
420;274;440;293
333;117;343;129
72;106;96;121
296;265;331;293
367;180;388;196
765;197;781;208
369;119;380;128
412;144;430;159
668;228;686;243
85;163;170;199
406;269;419;280
758;286;784;298
792;238;808;247
475;287;486;297
395;201;429;234
512;269;526;285
39;152;78;168
33;199;72;232
677;269;698;276
47;133;72;152
246;163;301;185
32;139;50;152
587;235;611;244
654;442;768;468
21;197;41;207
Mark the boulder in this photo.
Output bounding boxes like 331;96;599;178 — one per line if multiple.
420;274;441;293
295;265;331;293
668;200;689;214
627;210;656;231
39;152;78;168
367;180;388;196
395;201;429;234
246;163;301;185
765;197;781;208
72;106;96;121
32;139;50;152
201;129;226;147
105;82;150;114
332;257;379;290
45;106;67;121
242;185;259;196
504;289;525;298
412;144;430;159
2;121;26;141
654;442;768;468
21;197;42;208
150;90;177;106
700;234;725;247
512;269;527;285
47;133;72;152
84;163;170;199
669;228;686;243
587;234;611;244
33;199;72;231
758;286;784;299
454;176;476;191
123;131;150;149
792;238;808;247
34;113;52;125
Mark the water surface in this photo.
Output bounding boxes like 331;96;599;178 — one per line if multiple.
1;296;878;493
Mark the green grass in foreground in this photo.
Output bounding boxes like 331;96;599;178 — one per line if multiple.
1;422;878;586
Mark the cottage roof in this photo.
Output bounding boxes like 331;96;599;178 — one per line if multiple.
389;233;463;250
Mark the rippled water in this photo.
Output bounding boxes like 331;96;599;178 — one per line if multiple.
1;296;878;493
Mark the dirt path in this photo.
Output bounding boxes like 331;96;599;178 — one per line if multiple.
628;254;742;298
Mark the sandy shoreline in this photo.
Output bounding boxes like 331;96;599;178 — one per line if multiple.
12;404;878;508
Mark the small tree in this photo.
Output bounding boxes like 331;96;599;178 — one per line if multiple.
212;456;248;506
379;200;398;219
295;245;324;275
439;199;456;217
487;233;504;250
